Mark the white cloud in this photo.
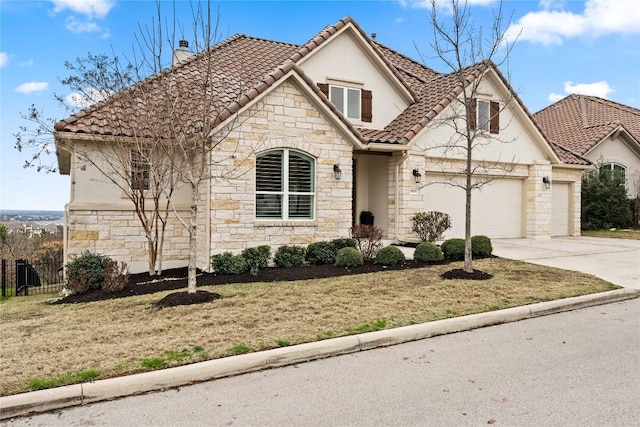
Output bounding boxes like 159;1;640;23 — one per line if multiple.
20;59;34;67
506;0;640;45
66;87;109;109
50;0;114;19
0;52;8;68
548;81;615;102
15;81;49;94
65;17;101;34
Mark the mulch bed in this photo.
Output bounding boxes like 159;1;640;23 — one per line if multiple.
54;257;493;307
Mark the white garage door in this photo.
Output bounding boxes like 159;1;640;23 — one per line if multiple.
552;183;570;236
424;178;523;239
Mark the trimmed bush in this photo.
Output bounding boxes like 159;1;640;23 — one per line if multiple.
65;251;127;295
375;246;406;266
411;211;452;242
330;238;356;251
211;252;247;275
241;245;271;274
335;247;364;268
413;242;444;262
306;241;337;265
441;238;466;260
471;235;493;257
273;245;306;268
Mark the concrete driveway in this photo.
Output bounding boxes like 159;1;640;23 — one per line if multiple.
492;237;640;289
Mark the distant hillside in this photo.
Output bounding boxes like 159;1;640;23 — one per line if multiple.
0;210;64;222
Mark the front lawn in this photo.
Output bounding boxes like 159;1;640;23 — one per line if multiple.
0;258;618;397
581;229;640;240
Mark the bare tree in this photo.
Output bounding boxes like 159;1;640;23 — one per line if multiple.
15;1;252;290
423;0;518;273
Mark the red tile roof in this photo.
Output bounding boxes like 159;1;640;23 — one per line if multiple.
534;94;640;156
56;16;581;164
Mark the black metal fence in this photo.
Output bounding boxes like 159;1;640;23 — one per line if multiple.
1;258;64;298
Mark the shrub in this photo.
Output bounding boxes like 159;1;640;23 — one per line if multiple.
413;242;444;262
241;245;271;274
375;246;406;266
330;238;356;251
350;225;383;261
335;247;364;268
411;211;452;242
211;252;247;275
471;235;493;257
65;251;118;294
273;245;306;268
441;238;466;260
305;241;337;265
102;260;129;293
581;166;633;230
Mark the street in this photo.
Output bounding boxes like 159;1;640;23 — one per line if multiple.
3;299;639;426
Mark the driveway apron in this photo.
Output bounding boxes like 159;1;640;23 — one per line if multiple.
492;237;640;289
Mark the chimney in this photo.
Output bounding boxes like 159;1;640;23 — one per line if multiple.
172;40;195;66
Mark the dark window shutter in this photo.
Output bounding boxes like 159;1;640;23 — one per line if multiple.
468;98;477;130
361;89;372;122
490;101;500;134
318;83;329;98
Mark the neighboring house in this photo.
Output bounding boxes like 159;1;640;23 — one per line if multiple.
534;95;640;197
54;17;588;273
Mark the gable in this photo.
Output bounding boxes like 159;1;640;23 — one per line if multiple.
298;24;413;130
586;130;640;168
414;69;556;165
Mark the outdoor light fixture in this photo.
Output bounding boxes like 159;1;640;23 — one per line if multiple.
333;164;342;180
542;176;551;189
412;168;422;184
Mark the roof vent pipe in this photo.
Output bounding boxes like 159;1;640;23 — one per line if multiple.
371;32;377;41
172;40;195;66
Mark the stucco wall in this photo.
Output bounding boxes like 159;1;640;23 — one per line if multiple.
586;135;640;197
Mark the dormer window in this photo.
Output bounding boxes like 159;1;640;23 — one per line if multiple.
318;83;372;123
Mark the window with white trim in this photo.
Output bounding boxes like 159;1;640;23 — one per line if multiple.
255;149;315;220
130;149;150;191
600;163;626;183
330;85;361;120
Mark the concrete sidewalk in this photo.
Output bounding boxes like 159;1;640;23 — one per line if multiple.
2;288;638;420
492;237;640;289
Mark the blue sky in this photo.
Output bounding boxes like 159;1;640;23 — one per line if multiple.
1;0;639;210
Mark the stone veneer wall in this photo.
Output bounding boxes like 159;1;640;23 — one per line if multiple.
552;167;582;236
526;161;553;238
207;80;353;255
67;209;191;273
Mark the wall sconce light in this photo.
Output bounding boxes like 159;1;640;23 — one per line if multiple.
542;176;551;189
333;164;342;180
412;168;422;184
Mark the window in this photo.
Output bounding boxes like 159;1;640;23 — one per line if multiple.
600;163;626;183
130;149;150;191
256;149;315;220
469;99;500;134
317;83;372;123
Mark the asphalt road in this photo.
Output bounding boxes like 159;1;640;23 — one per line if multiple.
4;299;638;427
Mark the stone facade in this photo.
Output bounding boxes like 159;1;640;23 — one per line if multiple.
552;167;583;236
207;80;354;255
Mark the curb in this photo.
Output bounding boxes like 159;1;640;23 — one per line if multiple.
2;288;638;420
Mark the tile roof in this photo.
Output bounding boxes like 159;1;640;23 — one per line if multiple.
534;94;640;155
55;16;579;165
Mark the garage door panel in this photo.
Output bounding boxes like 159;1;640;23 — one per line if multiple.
552;183;570;236
424;178;523;239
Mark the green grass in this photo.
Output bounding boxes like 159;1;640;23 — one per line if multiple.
28;369;100;391
345;318;387;334
228;343;253;355
582;229;640;240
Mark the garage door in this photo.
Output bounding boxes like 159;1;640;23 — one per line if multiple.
424;178;523;239
552;182;570;236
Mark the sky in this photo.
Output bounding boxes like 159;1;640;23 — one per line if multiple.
1;0;639;210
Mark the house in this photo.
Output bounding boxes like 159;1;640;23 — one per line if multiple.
534;95;640;197
54;17;589;273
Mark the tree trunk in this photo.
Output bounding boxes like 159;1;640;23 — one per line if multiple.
187;187;198;294
464;138;474;273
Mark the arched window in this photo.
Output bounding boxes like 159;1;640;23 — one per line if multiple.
600;163;626;183
256;149;315;220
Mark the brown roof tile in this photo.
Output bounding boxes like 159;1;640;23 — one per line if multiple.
534;94;640;155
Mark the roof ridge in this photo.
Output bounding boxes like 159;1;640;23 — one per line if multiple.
584;95;640;116
373;40;439;76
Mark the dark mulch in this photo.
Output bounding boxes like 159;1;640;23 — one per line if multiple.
55;260;434;305
155;290;221;308
441;268;493;280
